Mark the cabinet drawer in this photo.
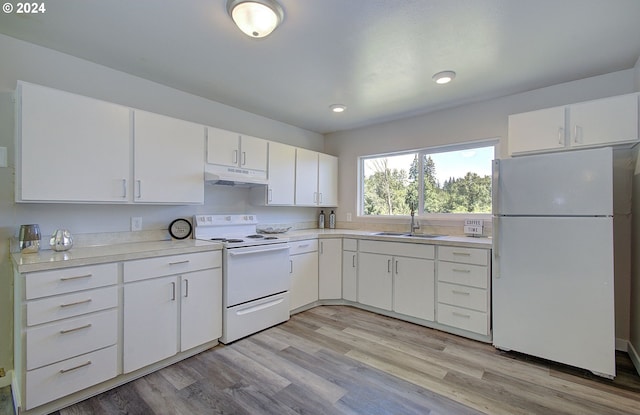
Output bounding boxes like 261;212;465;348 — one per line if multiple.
437;282;487;312
437;303;489;336
359;240;434;259
343;238;357;251
25;263;117;300
438;246;489;266
124;251;221;282
27;286;118;326
437;261;488;289
25;344;118;410
26;309;117;370
289;239;318;255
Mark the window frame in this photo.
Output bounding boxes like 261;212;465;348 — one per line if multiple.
358;138;499;220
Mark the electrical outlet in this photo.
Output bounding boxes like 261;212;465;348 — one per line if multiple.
131;216;142;231
346;213;352;222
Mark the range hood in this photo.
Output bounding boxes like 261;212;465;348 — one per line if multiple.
204;165;268;186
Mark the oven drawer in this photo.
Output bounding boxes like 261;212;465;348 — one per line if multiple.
221;292;290;344
124;251;221;283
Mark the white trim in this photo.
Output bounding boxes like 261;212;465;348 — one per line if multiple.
615;337;628;352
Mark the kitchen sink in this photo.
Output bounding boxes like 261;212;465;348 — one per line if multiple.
372;232;410;236
372;232;444;238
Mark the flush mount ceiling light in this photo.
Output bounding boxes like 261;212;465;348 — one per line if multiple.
432;70;456;84
329;104;347;113
226;0;284;38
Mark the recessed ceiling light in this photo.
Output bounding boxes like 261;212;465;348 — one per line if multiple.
432;71;456;84
330;104;346;113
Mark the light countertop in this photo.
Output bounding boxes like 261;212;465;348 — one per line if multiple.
284;229;492;249
11;229;490;273
12;239;222;273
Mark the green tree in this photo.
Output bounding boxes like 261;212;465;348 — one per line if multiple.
364;158;410;215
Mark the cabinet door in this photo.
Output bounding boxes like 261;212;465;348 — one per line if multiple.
290;251;318;310
267;141;296;204
240;135;268;171
18;82;130;202
357;252;392;310
393;257;435;321
181;269;222;351
123;276;178;373
318;153;338;206
318;239;342;299
508;106;565;155
295;148;319;205
342;250;357;301
207;126;239;167
134;110;204;204
569;94;638;148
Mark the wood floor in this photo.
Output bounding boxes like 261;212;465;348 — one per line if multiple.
53;305;640;415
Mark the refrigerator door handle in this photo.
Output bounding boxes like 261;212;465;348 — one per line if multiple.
493;216;500;265
492;159;500;215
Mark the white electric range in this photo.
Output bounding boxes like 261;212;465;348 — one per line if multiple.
193;215;291;343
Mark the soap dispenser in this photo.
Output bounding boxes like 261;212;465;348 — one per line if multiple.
329;210;336;229
318;210;325;229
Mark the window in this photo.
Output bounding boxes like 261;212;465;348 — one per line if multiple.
360;141;496;216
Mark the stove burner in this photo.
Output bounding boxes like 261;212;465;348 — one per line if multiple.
246;234;264;239
225;239;244;243
210;238;226;241
264;236;278;240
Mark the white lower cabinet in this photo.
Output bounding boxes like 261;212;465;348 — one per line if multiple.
436;246;491;336
17;264;119;411
342;239;358;301
14;248;222;414
289;240;319;311
318;239;342;299
358;240;435;320
123;252;222;373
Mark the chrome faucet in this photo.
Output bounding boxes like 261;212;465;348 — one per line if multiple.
410;208;420;235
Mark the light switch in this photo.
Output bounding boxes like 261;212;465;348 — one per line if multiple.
0;147;7;167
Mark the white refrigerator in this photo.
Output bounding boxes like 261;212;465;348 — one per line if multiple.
492;147;615;378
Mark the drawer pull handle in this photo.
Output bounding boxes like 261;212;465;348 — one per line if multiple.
169;260;190;266
297;244;310;248
453;312;471;319
60;298;92;308
452;290;470;296
60;323;92;334
59;360;92;374
60;274;92;281
452;252;471;256
452;268;471;273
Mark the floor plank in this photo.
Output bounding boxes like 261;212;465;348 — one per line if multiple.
53;305;640;415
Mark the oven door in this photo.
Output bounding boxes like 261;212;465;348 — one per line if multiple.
224;243;290;307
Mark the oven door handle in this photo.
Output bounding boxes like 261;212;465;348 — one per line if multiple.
228;245;290;256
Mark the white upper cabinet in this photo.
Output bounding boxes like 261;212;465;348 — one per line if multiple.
206;126;268;172
266;141;296;205
17;81;131;202
318;153;338;206
508;106;565;155
508;93;639;156
16;82;205;204
295;148;338;206
569;94;638;148
295;148;319;205
133;110;204;204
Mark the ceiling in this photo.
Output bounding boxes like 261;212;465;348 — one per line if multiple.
1;0;640;134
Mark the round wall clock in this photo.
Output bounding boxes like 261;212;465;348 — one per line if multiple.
168;218;192;240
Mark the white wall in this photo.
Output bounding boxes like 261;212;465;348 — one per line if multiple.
325;68;638;348
0;34;324;373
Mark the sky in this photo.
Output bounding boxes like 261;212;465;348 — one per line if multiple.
363;146;494;186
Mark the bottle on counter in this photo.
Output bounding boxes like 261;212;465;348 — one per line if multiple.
318;210;325;229
329;210;336;229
